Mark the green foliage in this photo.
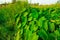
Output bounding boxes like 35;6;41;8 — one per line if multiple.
0;1;60;40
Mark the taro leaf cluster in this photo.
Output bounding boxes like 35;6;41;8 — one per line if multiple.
15;7;60;40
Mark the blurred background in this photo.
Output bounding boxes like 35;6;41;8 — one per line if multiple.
0;0;60;5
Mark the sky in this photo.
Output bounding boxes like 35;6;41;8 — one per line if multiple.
28;0;58;5
0;0;12;4
0;0;58;5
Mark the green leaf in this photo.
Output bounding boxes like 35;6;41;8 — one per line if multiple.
32;32;38;40
43;20;48;31
49;22;55;32
31;9;38;18
37;29;48;40
48;33;57;40
21;16;27;27
23;12;28;17
38;17;46;28
54;30;60;36
28;17;33;21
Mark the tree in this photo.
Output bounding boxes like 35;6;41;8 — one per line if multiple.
56;0;60;4
12;0;16;3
